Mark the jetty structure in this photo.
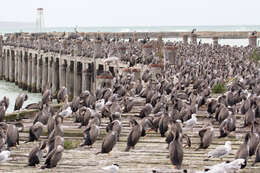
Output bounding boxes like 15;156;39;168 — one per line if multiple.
0;31;258;99
0;31;260;173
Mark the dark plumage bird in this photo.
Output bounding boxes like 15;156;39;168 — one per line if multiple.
248;125;260;157
122;97;135;113
97;130;118;154
0;96;9;110
244;106;256;129
47;116;64;155
169;129;183;169
196;125;215;150
6;124;19;149
27;141;47;167
139;103;152;118
81;124;100;147
252;143;260;166
159;112;171;137
0;105;6;122
125;119;142;152
14;94;28;111
41;145;64;169
106;119;122;141
26;122;43;143
42;89;52;105
57;87;68;103
235;133;251;169
207;99;217;118
219;115;236;138
71;96;80;113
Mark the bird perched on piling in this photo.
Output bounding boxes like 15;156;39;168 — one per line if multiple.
14;94;28;111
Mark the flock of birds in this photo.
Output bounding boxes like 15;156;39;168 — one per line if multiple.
0;38;260;173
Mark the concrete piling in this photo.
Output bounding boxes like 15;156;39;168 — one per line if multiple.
27;53;32;91
182;35;188;44
191;34;197;45
52;58;59;97
248;35;257;47
163;45;177;65
31;54;37;93
36;55;42;92
212;37;219;47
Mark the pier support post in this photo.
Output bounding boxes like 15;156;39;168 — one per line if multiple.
164;45;178;65
66;61;74;100
31;54;37;92
5;50;9;81
59;59;66;89
48;57;53;89
182;35;188;44
22;51;28;90
9;50;15;82
191;34;197;45
18;51;23;88
41;56;48;92
81;63;88;91
14;51;19;85
52;58;59;97
27;53;32;92
248;35;257;47
73;61;82;97
0;37;3;80
73;61;78;97
212;37;219;47
36;55;42;92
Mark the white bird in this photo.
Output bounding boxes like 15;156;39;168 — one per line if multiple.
223;159;245;172
203;158;245;173
59;106;72;117
207;141;232;160
0;150;11;162
95;99;105;113
102;163;120;173
183;114;197;130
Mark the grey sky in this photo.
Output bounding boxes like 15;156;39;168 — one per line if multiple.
0;0;259;27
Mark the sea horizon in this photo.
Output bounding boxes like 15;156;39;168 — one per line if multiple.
1;24;260;34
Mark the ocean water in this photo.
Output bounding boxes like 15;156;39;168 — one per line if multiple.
0;80;42;113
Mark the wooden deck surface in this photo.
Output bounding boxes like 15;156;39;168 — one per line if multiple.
3;97;260;173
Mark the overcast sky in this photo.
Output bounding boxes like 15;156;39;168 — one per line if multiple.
0;0;259;27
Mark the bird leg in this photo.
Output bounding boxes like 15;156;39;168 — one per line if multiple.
173;165;176;169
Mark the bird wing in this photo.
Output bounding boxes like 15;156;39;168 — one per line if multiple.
0;154;5;162
208;146;228;157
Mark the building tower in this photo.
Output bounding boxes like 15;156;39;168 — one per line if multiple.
36;8;45;32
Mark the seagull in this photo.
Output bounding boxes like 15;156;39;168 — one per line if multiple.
203;159;245;173
0;150;11;162
59;106;72;117
183;114;197;131
207;141;232;161
102;163;120;173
